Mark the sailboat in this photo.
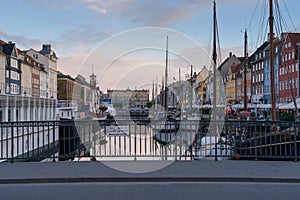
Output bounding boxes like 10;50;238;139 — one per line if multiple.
153;36;181;146
191;1;235;160
233;0;300;159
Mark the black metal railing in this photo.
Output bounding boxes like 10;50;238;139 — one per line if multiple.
0;121;59;162
0;119;299;162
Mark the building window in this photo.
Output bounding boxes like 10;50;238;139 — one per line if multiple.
6;83;9;93
278;68;280;75
279;82;282;91
10;58;18;68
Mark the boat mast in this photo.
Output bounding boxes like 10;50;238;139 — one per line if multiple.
243;29;248;111
161;76;164;111
155;76;158;110
269;0;276;120
164;36;169;111
212;0;219;162
212;1;217;123
179;68;182;110
152;80;154;102
190;65;193;111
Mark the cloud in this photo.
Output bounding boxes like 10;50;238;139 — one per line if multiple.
87;4;107;14
22;0;73;10
58;53;90;77
53;24;109;56
0;30;42;50
76;0;206;26
0;24;109;76
81;0;133;13
127;2;193;26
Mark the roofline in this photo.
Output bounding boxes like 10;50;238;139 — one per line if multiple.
27;48;58;62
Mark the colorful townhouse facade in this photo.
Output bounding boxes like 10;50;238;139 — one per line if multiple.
263;38;280;104
0;39;57;122
218;52;243;104
195;66;209;105
278;33;300;103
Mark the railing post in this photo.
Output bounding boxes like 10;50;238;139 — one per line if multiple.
294;121;298;162
11;124;14;163
52;122;56;162
134;123;137;161
92;121;96;159
214;121;217;161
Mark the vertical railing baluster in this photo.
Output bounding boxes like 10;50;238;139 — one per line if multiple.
294;121;298;162
11;124;14;163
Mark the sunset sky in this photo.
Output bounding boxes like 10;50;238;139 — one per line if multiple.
1;0;300;91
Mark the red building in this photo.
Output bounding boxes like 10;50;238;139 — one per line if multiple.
278;33;300;103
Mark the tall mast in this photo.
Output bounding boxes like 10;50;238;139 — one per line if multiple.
212;0;218;162
269;0;276;120
190;65;193;111
164;36;169;111
212;1;217;123
161;76;164;110
152;80;154;102
243;29;248;111
179;68;182;109
155;76;158;110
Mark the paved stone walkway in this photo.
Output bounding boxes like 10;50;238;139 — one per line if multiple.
0;160;299;184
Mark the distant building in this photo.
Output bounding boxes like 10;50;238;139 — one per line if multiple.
107;88;149;108
195;66;209;105
57;72;81;106
231;63;242;103
218;52;243;104
75;74;93;106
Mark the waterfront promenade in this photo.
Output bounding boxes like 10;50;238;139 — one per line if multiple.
0;160;300;182
0;160;299;200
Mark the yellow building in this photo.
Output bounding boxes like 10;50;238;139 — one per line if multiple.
195;66;209;105
226;63;242;105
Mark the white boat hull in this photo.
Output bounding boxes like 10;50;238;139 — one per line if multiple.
193;136;235;160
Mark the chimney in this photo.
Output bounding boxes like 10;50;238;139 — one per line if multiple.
8;41;12;44
229;52;232;57
43;44;51;51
